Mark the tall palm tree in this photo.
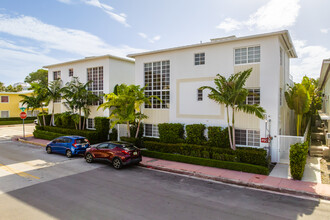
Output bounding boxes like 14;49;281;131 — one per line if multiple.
29;82;48;126
46;79;62;126
200;68;265;150
285;83;311;136
19;94;43;125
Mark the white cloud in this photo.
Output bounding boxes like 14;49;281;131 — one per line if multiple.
291;40;330;82
321;28;329;34
0;13;142;57
82;0;129;27
138;32;161;43
57;0;73;4
217;0;301;32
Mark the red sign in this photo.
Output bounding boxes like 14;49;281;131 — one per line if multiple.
261;138;269;143
20;112;27;119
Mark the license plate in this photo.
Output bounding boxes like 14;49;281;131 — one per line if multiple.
133;152;138;155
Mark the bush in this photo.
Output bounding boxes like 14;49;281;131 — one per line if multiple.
109;127;118;141
141;150;269;175
207;126;230;148
0;116;36;121
158;123;185;143
142;137;160;142
144;141;268;166
33;129;66;141
37;126;100;144
130;123;144;139
0;120;34;125
120;136;143;148
95;117;110;141
186;124;206;145
290;142;309;180
38;114;52;126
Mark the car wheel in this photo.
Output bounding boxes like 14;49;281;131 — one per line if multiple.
85;153;93;163
66;150;72;158
46;146;52;154
112;158;122;169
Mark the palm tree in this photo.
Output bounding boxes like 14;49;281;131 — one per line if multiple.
46;79;62;126
62;77;99;130
19;94;43;125
200;68;265;150
29;82;48;126
285;83;311;136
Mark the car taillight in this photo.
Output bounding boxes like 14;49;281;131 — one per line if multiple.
73;140;77;148
121;150;130;155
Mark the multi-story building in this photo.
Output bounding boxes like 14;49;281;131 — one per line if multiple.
0;91;42;118
44;54;135;129
318;59;330;128
128;30;297;162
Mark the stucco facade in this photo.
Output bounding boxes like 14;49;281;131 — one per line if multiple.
129;30;297;162
318;59;330;128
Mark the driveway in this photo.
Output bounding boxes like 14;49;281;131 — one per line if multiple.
0;124;35;140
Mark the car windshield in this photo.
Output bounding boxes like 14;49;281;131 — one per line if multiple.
122;145;136;151
76;139;88;144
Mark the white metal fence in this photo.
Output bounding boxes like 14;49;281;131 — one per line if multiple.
117;124;128;141
277;135;304;164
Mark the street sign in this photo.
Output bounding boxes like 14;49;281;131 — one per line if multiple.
261;138;269;143
20;107;26;112
20;111;27;119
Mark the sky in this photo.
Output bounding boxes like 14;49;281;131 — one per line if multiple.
0;0;329;85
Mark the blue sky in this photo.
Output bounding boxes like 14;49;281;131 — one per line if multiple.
0;0;329;85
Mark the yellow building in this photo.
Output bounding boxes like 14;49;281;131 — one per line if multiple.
0;91;43;118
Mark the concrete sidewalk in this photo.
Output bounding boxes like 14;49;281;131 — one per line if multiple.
17;137;330;200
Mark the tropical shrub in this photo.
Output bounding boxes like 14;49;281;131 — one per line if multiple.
158;123;185;143
207;126;230;148
185;124;206;145
95;117;110;141
290;142;309;180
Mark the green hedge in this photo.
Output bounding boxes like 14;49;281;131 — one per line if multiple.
290;142;309;180
158;123;185;143
95;117;110;141
207;126;230;148
38;114;52;126
109;127;118;141
120;136;143;148
144;141;268;166
130;123;144;139
141;150;269;175
0;120;34;125
0;116;36;121
186;124;206;145
33;129;66;141
36;126;100;144
142;137;160;142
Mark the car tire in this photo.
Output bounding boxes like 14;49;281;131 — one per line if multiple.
85;153;93;163
66;150;72;158
46;146;52;154
112;158;122;169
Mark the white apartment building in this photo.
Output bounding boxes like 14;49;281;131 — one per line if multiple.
128;30;297;162
44;54;135;129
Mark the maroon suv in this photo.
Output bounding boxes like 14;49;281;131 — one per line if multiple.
84;141;142;169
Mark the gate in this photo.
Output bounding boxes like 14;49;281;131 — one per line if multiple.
117;124;128;141
277;135;304;164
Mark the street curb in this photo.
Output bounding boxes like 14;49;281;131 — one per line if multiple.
17;138;47;147
139;163;330;201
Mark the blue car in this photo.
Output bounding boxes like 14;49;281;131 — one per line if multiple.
46;136;90;158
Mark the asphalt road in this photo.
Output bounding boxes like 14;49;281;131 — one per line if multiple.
0;140;330;220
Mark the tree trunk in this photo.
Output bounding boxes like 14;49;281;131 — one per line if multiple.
50;102;55;126
82;116;86;130
127;121;131;138
41;106;46;127
135;115;142;139
226;106;233;149
231;106;236;150
78;109;81;130
297;114;302;136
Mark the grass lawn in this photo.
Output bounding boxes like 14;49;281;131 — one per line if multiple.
0;120;34;125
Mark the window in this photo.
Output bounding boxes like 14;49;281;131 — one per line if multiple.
235;129;260;147
235;46;260;64
245;89;260;104
87;118;95;129
53;71;61;80
1;111;9;118
1;96;9;103
97;143;109;149
87;66;104;106
195;53;205;65
145;124;159;137
144;61;170;109
69;68;73;77
54;97;61;103
197;89;203;101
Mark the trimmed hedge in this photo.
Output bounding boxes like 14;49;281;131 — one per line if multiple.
120;136;144;148
95;117;110;141
144;141;268;166
207;126;230;148
142;137;160;142
290;142;309;180
186;124;206;145
33;129;66;141
36;126;100;144
142;150;269;175
0;116;36;121
38;114;52;126
109;127;118;141
0;120;34;125
130;123;144;139
158;123;185;143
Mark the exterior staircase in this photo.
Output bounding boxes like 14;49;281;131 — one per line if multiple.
310;124;328;157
